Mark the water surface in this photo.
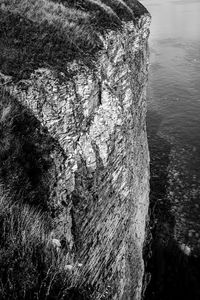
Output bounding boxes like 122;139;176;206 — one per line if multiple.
140;0;200;298
142;0;200;149
141;0;200;242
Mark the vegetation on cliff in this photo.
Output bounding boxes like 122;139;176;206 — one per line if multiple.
0;194;94;300
0;91;92;299
0;0;147;80
0;1;150;299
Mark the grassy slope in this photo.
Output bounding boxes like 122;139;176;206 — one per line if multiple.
0;0;147;80
0;194;81;300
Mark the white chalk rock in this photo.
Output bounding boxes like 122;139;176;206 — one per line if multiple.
52;238;61;248
64;264;73;271
180;244;191;256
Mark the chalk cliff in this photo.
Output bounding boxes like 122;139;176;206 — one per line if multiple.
0;1;151;299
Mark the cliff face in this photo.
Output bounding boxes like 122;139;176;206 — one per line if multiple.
0;1;150;299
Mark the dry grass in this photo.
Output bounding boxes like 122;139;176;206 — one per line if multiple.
2;0;94;46
0;190;96;299
0;0;115;57
0;194;59;300
0;195;49;244
0;191;92;299
1;0;132;27
0;0;147;80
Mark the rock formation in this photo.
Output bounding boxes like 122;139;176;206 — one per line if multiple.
0;1;151;299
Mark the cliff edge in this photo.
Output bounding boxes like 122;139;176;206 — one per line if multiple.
0;1;151;299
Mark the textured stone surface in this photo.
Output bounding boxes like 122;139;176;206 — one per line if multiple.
0;3;150;299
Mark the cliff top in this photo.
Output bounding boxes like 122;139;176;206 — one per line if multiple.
0;0;148;80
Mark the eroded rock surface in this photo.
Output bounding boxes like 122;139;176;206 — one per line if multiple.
0;1;150;299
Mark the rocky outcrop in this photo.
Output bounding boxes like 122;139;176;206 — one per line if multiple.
0;1;150;299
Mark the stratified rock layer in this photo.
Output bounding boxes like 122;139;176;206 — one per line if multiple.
0;1;150;299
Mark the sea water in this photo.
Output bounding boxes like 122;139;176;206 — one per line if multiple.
141;0;200;245
140;0;200;298
142;0;200;161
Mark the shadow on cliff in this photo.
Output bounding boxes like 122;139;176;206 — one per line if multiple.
143;110;200;300
0;90;90;300
0;90;55;211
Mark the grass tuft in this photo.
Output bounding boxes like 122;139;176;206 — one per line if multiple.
0;194;60;300
0;0;147;80
0;193;91;299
